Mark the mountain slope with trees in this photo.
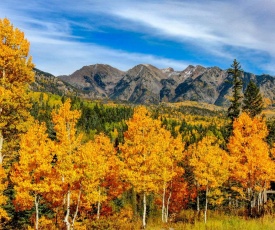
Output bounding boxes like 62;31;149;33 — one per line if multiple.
54;63;275;106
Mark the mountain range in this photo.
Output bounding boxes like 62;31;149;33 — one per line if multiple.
32;64;275;106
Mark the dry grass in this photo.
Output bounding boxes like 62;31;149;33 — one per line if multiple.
145;211;275;230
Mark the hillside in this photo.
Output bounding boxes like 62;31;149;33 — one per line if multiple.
58;64;275;106
32;64;275;106
31;68;79;96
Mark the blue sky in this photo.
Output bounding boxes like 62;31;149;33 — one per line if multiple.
1;0;275;76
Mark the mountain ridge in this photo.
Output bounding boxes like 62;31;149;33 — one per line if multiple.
32;64;275;106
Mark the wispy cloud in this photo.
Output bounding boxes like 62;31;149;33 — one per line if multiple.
104;1;275;55
84;0;275;73
31;39;190;76
1;0;275;75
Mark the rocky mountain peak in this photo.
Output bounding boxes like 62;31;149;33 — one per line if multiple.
161;67;175;73
52;63;275;106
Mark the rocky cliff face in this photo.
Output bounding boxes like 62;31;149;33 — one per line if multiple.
110;64;167;103
54;64;275;105
59;64;125;98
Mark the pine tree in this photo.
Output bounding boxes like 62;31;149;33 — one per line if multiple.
227;59;243;122
242;80;263;117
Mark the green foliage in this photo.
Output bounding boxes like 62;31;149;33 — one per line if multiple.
266;118;275;147
30;93;134;142
227;59;243;122
242;80;264;117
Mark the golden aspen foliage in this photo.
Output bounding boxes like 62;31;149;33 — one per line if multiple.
227;113;275;200
189;135;229;189
79;133;121;219
10;122;56;230
0;18;34;84
51;98;82;197
0;18;35;164
51;99;83;229
157;132;184;222
119;106;163;194
0;165;9;222
77;135;110;207
188;134;229;223
119;106;185;227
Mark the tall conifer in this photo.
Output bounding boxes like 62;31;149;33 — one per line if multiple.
227;59;243;122
242;80;263;117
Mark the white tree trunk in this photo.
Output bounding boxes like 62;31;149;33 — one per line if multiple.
72;189;81;229
0;131;4;164
97;187;101;220
143;193;147;228
34;194;39;230
204;185;208;224
64;190;71;230
162;184;166;222
165;187;172;223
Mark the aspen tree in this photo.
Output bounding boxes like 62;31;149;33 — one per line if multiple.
0;18;34;164
120;106;184;227
51;99;82;230
188;135;229;223
11;122;56;230
228;113;275;216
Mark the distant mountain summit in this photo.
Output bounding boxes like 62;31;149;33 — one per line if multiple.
33;64;275;106
110;64;167;103
58;64;124;98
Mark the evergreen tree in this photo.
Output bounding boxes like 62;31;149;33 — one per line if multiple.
242;80;263;117
227;59;243;122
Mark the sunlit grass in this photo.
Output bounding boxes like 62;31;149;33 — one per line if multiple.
144;211;275;230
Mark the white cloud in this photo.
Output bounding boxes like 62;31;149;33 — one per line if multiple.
31;39;189;76
0;1;191;75
105;1;275;55
1;0;275;75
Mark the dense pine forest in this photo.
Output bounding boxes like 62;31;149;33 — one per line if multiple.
2;17;275;230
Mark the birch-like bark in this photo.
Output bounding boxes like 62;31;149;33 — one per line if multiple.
64;190;71;230
165;187;172;223
0;131;4;164
97;187;101;220
72;189;81;229
204;185;208;224
143;192;147;228
34;194;39;230
162;183;166;222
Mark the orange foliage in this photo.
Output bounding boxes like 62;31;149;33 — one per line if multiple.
228;113;275;199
